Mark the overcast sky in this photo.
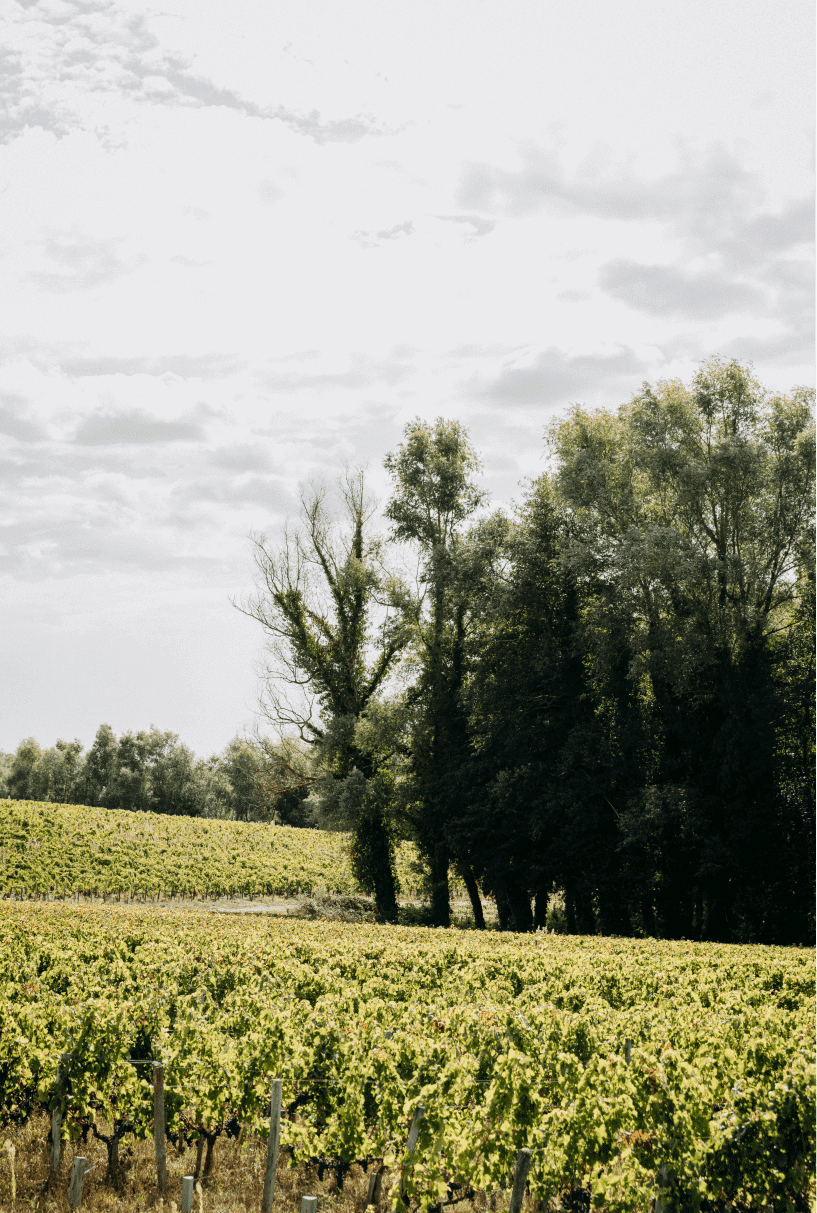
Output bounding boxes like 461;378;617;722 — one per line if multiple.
1;0;814;759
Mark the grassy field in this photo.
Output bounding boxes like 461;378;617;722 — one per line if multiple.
0;902;813;1213
0;799;435;901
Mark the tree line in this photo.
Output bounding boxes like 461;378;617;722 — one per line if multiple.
0;727;313;826
5;358;813;943
239;357;814;944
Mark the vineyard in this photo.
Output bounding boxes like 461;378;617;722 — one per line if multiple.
0;799;428;900
0;903;814;1212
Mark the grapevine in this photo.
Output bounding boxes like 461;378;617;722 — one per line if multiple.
0;903;813;1211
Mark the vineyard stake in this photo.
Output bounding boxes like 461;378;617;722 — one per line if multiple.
654;1161;670;1213
366;1170;380;1207
261;1078;283;1213
68;1156;88;1210
508;1149;531;1213
624;1038;632;1065
182;1175;195;1213
50;1108;62;1182
50;1051;70;1185
400;1103;425;1206
407;1104;425;1155
153;1062;168;1194
300;1198;318;1213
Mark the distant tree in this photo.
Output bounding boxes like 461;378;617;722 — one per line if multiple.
34;739;85;804
0;751;12;798
220;734;314;823
100;726;201;816
220;738;266;821
83;724;118;806
191;754;233;819
3;736;87;805
6;738;43;801
148;731;200;816
273;785;312;827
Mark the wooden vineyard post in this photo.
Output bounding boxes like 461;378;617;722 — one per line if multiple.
508;1149;531;1213
366;1168;384;1208
261;1078;283;1213
50;1107;62;1183
68;1156;88;1210
654;1161;670;1213
50;1052;70;1186
182;1175;195;1213
406;1105;425;1155
400;1104;425;1207
624;1038;632;1065
301;1199;317;1213
153;1062;167;1194
366;1172;377;1206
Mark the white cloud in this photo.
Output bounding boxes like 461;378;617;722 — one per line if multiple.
73;405;210;444
31;231;143;291
1;1;390;146
479;346;650;407
0;0;812;756
597;262;765;321
0;391;48;441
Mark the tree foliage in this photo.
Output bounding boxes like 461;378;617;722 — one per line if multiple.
7;358;812;943
237;469;416;920
384;418;493;925
375;360;814;941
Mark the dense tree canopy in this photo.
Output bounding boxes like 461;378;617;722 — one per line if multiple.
386;359;814;942
6;358;813;942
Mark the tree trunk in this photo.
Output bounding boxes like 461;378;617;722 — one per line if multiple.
351;806;399;923
494;885;512;931
533;888;550;931
369;812;399;924
203;1132;217;1178
567;884;596;934
507;884;533;932
461;865;485;929
428;842;451;927
597;882;632;936
110;1135;119;1187
565;887;577;935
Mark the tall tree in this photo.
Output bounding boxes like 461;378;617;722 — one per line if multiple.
384;418;488;926
444;479;634;934
83;724;118;806
239;470;414;921
549;358;815;941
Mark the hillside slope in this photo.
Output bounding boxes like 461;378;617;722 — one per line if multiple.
0;798;422;898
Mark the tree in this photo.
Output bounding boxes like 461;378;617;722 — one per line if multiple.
4;736;87;805
190;754;234;819
83;724;118;806
442;478;634;935
549;357;815;941
93;726;202;816
6;738;43;801
384;418;489;926
220;734;314;823
0;751;12;798
239;470;414;920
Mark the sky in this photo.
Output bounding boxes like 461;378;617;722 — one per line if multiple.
1;0;814;759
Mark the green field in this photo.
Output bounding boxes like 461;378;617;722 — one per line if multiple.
0;798;427;899
0;902;814;1212
1;799;814;1210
